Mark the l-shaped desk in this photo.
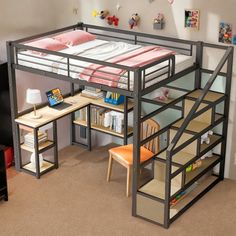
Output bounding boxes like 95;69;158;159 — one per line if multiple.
15;93;134;178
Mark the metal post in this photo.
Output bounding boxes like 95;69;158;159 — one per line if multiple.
132;69;141;216
34;128;40;179
123;96;128;145
219;47;233;180
53;121;59;169
164;150;172;228
87;105;92;151
6;41;21;171
195;41;203;89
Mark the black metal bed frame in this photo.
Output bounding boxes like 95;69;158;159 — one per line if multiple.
7;22;234;228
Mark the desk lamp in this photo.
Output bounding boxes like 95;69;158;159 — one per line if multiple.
26;89;42;119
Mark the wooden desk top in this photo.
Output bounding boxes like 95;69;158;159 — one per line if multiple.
15;94;90;128
15;93;134;129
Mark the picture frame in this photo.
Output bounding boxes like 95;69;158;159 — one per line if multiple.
184;9;200;30
219;22;232;44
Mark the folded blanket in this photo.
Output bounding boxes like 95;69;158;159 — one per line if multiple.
80;46;174;87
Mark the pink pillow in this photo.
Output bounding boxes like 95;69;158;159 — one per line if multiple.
53;30;96;46
25;38;68;55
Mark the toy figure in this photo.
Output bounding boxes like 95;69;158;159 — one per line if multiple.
128;13;140;29
100;10;109;20
201;130;213;145
107;15;119;26
154;88;169;101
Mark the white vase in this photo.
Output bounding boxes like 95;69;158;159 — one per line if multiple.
30;153;44;168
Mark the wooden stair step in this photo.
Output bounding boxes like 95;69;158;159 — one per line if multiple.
157;150;195;166
172;119;211;133
187;89;224;103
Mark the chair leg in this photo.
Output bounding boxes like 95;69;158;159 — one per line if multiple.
107;153;113;182
126;166;131;197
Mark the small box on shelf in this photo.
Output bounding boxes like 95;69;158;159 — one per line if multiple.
104;92;124;105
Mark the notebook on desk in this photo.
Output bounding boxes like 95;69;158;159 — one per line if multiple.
46;88;72;110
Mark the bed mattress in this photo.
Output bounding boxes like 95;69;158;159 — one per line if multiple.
17;39;194;90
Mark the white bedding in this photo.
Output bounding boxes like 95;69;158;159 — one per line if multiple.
17;39;194;90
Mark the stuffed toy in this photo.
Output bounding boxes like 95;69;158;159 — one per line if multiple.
154;88;169;101
100;10;109;20
128;13;140;29
201;130;213;145
107;15;119;26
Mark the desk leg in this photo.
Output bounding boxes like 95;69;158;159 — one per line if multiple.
53;121;59;169
71;112;76;145
34;128;40;179
87;105;92;151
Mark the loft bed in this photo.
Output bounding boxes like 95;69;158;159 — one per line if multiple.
7;22;233;228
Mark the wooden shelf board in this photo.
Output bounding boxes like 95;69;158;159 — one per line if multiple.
139;179;180;200
185;155;220;184
187;89;224;103
172;119;210;133
73;119;133;138
23;160;54;173
158;150;195;166
170;175;218;218
200;134;222;153
21;140;54;152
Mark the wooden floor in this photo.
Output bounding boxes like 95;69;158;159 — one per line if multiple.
1;144;236;236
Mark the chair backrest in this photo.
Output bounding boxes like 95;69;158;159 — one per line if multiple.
141;119;160;154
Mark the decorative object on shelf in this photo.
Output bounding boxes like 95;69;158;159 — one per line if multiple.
186;159;202;173
233;35;236;45
26;89;42;119
30;152;44;169
154;87;170;101
104;92;124;105
201;130;213;145
153;13;165;30
128;13;140;29
184;9;200;30
100;10;110;20
107;15;119;26
219;22;232;44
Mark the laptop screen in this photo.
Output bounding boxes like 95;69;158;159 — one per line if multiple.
46;88;64;107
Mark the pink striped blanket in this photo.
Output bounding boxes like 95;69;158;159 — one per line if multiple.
80;46;174;87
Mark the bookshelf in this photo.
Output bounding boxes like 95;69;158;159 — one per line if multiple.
73;93;134;146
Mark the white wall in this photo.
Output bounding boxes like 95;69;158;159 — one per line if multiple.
1;0;236;178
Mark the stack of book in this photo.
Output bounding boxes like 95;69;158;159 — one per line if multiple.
81;86;104;99
90;106;124;133
24;131;48;148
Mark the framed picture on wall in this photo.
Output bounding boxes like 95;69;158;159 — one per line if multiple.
219;22;232;44
184;9;200;30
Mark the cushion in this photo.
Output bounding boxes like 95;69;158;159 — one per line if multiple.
25;38;68;56
109;144;154;166
53;30;96;46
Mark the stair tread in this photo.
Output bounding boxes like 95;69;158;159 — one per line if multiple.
139;179;179;199
157;150;195;165
172;119;210;133
187;89;224;103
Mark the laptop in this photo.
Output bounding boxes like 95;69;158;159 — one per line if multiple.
46;88;72;110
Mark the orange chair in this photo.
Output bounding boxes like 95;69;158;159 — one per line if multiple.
107;119;160;197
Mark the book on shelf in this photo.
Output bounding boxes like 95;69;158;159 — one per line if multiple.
23;131;48;148
81;88;104;99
